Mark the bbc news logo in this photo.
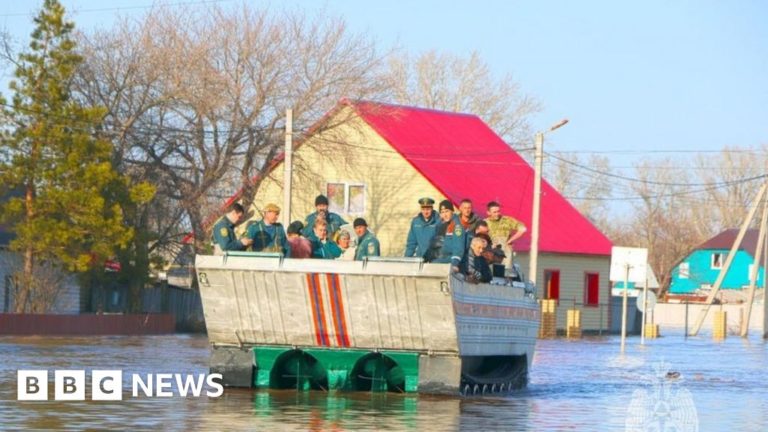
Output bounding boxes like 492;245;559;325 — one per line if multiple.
17;370;224;401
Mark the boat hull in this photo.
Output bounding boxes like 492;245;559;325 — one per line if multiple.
196;254;539;394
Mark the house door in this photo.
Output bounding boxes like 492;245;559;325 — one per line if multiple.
544;270;560;301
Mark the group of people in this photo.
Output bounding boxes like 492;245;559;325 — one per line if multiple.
211;194;527;282
211;194;380;261
404;197;526;283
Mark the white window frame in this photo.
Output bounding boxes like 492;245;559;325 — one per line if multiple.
679;262;690;279
711;253;723;269
325;181;366;216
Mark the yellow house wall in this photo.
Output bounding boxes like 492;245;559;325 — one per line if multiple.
248;108;445;256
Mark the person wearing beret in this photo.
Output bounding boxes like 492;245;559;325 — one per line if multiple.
353;218;380;261
404;197;438;259
303;194;348;239
245;203;290;256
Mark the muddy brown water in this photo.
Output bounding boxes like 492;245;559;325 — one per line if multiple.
1;332;766;431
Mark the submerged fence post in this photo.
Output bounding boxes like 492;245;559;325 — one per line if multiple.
599;304;603;336
684;301;689;340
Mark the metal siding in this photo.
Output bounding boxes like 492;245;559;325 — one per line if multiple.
196;255;540;363
196;256;460;352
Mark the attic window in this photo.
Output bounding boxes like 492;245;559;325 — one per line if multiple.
326;182;366;215
679;262;690;279
711;253;723;269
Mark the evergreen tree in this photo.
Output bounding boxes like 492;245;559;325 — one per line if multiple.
0;0;153;312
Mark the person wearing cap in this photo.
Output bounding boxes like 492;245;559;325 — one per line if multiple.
404;197;438;259
246;203;289;256
286;220;312;258
427;200;465;267
211;203;253;255
310;219;342;259
303;194;348;239
353;218;380;261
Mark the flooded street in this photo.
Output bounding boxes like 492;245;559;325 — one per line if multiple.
1;332;766;431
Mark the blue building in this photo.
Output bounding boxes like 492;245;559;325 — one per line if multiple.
669;229;765;294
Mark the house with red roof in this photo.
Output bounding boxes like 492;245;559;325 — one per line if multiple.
246;99;613;331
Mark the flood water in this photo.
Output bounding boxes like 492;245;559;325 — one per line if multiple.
1;331;766;431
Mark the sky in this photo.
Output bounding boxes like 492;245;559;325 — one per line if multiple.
1;0;766;175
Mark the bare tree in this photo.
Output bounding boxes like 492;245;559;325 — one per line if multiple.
691;146;766;233
606;159;710;294
73;5;389;255
384;50;541;148
548;152;614;228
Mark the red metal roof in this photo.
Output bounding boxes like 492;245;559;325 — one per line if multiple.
350;100;612;256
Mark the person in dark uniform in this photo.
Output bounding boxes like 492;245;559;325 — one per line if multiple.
303;194;348;238
459;237;493;283
404;197;438;259
245;203;289;256
211;203;252;255
311;219;342;259
428;200;465;267
353;218;380;261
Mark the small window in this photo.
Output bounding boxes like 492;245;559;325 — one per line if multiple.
327;183;346;214
711;253;723;269
348;185;366;214
584;273;600;307
543;270;560;301
679;262;690;279
326;182;366;215
748;264;756;283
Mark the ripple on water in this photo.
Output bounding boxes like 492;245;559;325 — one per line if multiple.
1;332;766;431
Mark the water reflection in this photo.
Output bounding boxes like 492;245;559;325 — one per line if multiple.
1;332;767;431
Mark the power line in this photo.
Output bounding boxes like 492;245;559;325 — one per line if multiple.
0;0;233;18
562;179;762;202
546;151;768;188
550;148;767;155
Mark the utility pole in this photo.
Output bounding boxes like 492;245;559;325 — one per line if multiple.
282;109;293;227
529;119;568;286
689;182;767;336
763;224;768;339
529;132;544;286
741;188;768;336
621;263;630;353
641;272;648;345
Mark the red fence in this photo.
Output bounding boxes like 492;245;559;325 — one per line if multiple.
0;313;175;335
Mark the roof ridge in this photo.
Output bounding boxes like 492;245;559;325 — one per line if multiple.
344;98;482;119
